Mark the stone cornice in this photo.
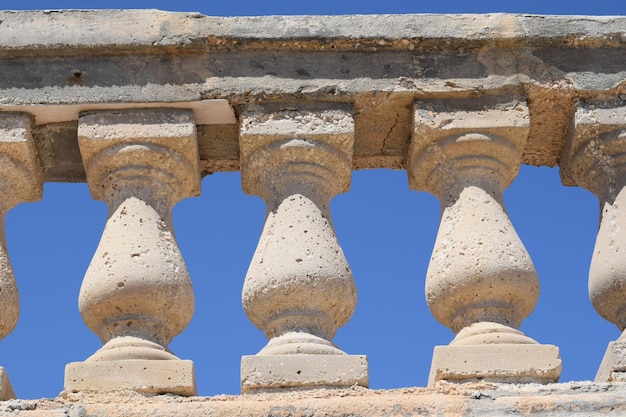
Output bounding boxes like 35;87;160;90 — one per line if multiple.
0;11;623;181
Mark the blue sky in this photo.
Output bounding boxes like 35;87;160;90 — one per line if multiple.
0;0;624;400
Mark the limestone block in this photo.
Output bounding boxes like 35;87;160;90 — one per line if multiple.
428;344;562;386
0;113;43;207
240;103;354;200
241;355;368;393
78;108;200;201
65;359;195;396
408;98;530;195
560;103;626;194
596;341;626;382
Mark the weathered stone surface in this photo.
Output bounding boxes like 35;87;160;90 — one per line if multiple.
241;355;368;393
560;102;626;383
0;12;622;180
429;344;561;386
0;382;626;416
0;9;622;415
66;109;199;395
408;98;561;384
596;341;626;382
0;113;43;401
64;360;195;396
239;104;367;391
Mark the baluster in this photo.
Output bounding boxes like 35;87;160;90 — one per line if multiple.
239;104;368;392
64;109;200;395
0;113;43;399
407;99;561;386
561;102;626;382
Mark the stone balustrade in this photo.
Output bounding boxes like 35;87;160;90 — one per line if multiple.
0;9;623;416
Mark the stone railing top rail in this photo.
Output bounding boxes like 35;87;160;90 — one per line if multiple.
0;11;624;52
0;10;623;182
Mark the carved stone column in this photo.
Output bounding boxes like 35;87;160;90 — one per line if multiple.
561;102;626;382
0;113;43;400
239;104;368;392
407;99;561;386
64;109;200;395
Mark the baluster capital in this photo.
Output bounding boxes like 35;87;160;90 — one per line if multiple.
407;98;529;201
78;108;200;208
240;103;353;205
0;113;43;210
561;102;626;201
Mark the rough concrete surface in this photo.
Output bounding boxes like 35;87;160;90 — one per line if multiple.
1;382;626;416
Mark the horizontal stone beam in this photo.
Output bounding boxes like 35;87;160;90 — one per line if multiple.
0;10;623;182
1;11;624;52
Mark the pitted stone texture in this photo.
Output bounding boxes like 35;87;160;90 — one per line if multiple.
78;108;200;201
0;113;43;207
0;113;43;401
4;382;626;417
241;355;368;393
408;99;560;384
65;359;195;396
560;103;626;382
240;103;353;199
596;340;626;382
408;98;530;195
67;108;199;395
429;345;562;386
560;102;626;191
408;99;537;333
76;195;195;351
239;104;366;391
241;191;356;347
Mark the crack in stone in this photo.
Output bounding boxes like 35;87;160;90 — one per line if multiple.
380;111;400;154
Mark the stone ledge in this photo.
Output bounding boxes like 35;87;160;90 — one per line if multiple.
3;382;626;416
0;11;623;54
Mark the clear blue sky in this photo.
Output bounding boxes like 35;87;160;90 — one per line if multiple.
0;0;624;400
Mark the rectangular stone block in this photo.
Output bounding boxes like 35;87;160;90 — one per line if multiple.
241;355;368;393
0;112;43;203
408;98;530;192
596;340;626;382
77;108;201;199
428;344;561;386
64;359;196;396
